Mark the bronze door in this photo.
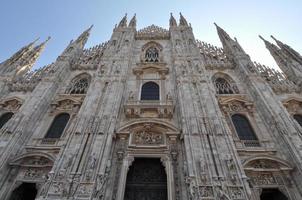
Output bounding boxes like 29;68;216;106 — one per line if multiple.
124;158;168;200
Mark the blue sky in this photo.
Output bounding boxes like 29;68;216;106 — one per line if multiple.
0;0;301;70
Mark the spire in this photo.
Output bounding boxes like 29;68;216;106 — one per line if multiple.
169;13;177;27
73;25;93;48
271;35;302;65
0;38;39;67
118;14;127;28
179;12;188;26
214;23;244;54
15;37;50;76
129;14;136;28
259;35;302;85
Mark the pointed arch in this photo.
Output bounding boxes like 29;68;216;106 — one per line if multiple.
231;114;257;140
45;113;70;138
66;73;91;94
141;81;160;100
293;114;302;127
212;73;239;94
0;112;14;129
141;41;163;63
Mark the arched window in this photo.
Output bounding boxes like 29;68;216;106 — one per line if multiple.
231;114;257;140
66;74;91;94
145;47;159;62
214;78;234;94
141;82;160;100
0;112;14;129
45;113;70;138
293;114;302;127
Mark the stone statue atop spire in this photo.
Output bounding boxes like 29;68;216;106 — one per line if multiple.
118;14;127;28
129;14;137;28
179;12;188;26
169;13;177;27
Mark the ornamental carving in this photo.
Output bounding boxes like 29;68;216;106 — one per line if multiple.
23;168;43;179
50;95;84;114
198;186;214;198
218;96;254;113
0;98;23;111
283;98;302;114
251;173;276;185
132;131;164;145
228;186;245;199
135;25;170;40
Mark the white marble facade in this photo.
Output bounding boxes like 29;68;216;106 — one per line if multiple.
0;13;302;200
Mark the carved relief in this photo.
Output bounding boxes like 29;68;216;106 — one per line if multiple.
50;95;83;114
0;98;23;111
132;131;164;145
283;98;302;114
251;173;276;185
218;96;254;114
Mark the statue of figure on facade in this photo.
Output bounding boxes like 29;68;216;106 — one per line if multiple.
93;173;107;200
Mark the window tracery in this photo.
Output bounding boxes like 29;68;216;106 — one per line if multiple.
212;73;239;94
66;74;91;94
145;47;159;62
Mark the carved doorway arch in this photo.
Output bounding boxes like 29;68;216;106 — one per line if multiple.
110;121;182;200
8;182;37;200
124;158;167;200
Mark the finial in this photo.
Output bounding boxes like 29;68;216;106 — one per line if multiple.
270;35;279;43
258;35;265;41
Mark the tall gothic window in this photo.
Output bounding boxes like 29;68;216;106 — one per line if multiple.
231;114;257;140
145;47;159;62
214;78;235;94
293;114;302;127
141;82;160;100
0;112;14;129
45;113;70;138
66;74;91;94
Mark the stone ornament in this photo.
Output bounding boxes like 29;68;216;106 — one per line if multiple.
136;25;170;40
0;97;23;111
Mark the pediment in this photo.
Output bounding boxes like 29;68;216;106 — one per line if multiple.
218;95;252;106
282;97;302;105
133;63;169;77
50;95;83;113
10;152;55;167
0;96;23;111
52;97;82;106
243;156;292;171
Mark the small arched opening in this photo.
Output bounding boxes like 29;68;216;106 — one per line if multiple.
293;114;302;127
141;82;160;100
260;188;288;200
0;112;14;129
231;114;257;141
9;182;37;200
45;113;70;138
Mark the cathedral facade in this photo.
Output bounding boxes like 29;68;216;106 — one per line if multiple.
0;13;302;200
